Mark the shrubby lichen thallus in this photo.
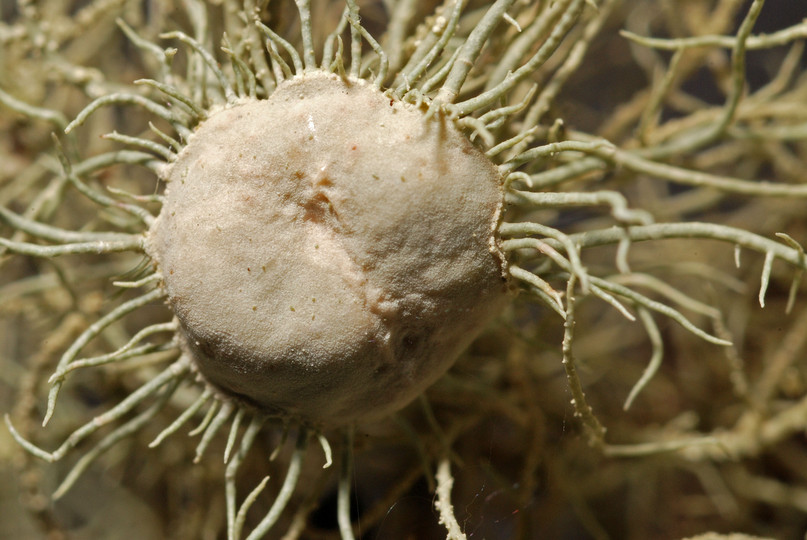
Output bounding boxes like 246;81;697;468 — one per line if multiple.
3;0;807;538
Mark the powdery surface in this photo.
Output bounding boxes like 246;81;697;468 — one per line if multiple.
148;71;508;425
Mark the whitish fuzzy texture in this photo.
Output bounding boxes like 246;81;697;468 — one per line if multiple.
147;71;507;426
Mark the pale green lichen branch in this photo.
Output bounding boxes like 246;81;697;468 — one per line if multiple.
512;0;618;154
543;223;807;272
338;427;356;540
0;87;68;129
0;236;144;257
500;221;590;293
345;0;362;78
484;0;574;91
161;30;237;102
504;237;731;346
102;131;176;161
222;39;258;99
227;415;266;540
7;358;189;464
508;265;565;319
447;0;585;116
435;457;467;540
320;8;349;72
623;308;663;411
620;20;807;51
255;21;304;75
776;233;806;314
233;475;270;540
135;78;208;120
416;47;461;97
194;401;235;463
48;321;177;378
52;374;185;500
52;137;158;226
149;388;213;448
0;205;138;244
393;0;466;97
505;189;654;226
345;6;388;87
190;399;223;437
609;273;724;320
510;137;807;198
221;408;246;464
294;0;317;71
317;432;334;469
45;288;167;425
64;93;179;134
561;275;607;448
116;18;176;82
245;429;308;540
436;0;518;105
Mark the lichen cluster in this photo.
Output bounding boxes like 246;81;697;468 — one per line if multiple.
2;1;807;539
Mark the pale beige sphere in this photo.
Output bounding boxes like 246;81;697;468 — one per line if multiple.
147;71;508;426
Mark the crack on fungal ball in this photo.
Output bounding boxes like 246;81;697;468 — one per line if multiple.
147;71;509;426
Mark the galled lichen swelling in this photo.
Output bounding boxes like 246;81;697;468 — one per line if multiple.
149;71;508;425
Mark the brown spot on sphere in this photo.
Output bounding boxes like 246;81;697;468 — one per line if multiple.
147;71;508;426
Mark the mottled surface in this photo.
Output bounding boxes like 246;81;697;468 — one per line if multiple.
148;72;508;425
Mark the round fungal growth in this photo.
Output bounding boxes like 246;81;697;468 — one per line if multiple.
148;72;508;425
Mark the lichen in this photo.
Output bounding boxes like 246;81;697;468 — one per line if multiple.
1;1;807;539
